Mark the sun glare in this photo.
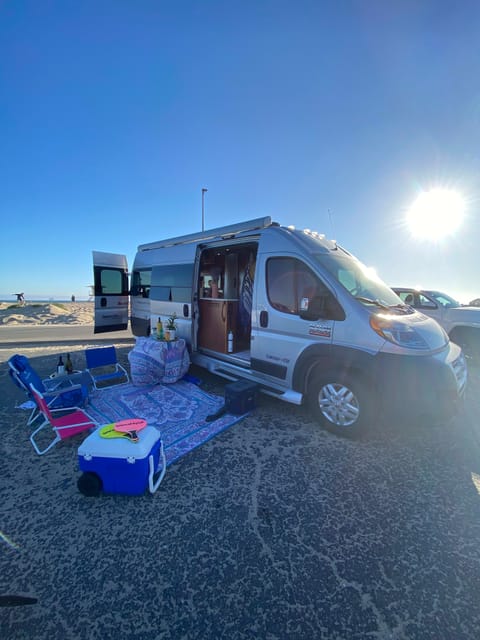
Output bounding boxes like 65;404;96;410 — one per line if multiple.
406;188;465;241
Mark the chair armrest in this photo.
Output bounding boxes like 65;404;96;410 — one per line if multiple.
49;406;84;414
44;383;84;397
49;405;96;417
43;377;80;392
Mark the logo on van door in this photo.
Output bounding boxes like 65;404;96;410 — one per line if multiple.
308;324;332;338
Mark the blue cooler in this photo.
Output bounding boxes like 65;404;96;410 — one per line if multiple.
77;426;165;496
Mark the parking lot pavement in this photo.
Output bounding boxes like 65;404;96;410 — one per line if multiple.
1;348;480;639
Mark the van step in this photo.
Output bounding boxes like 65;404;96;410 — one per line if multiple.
210;367;239;382
211;367;303;405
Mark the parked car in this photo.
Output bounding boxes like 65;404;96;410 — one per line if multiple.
392;288;480;362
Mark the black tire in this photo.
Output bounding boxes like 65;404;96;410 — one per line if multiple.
306;369;373;437
77;472;103;497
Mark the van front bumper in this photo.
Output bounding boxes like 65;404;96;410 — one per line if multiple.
375;344;467;421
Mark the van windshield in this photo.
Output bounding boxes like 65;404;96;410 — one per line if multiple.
314;252;402;307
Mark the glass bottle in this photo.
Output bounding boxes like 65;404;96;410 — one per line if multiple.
156;317;164;340
57;356;65;375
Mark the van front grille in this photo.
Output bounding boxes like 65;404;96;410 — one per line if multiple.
452;352;468;397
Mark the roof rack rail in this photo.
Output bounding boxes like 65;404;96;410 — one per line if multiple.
138;216;272;251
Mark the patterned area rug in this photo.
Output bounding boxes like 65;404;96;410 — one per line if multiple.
87;381;246;466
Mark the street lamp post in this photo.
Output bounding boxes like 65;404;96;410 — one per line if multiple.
202;188;208;231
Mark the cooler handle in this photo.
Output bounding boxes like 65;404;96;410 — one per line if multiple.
148;440;166;494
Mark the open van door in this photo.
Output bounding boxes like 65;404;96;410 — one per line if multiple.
92;251;129;333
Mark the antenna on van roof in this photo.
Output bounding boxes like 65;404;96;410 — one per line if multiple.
328;208;335;238
202;188;208;231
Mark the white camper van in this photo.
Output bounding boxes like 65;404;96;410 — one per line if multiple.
93;216;467;436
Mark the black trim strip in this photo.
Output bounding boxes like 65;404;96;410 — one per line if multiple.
251;357;287;380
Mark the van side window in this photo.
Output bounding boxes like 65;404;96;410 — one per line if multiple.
131;269;152;298
267;257;333;316
150;264;193;303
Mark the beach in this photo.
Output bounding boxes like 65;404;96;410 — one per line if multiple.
0;301;94;326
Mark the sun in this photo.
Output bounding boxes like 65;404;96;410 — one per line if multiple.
406;188;466;240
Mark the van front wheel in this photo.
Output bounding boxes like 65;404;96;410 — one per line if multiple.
307;371;372;437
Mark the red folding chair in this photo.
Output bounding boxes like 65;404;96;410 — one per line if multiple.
29;385;97;455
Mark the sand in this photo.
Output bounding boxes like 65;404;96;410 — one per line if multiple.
0;301;94;326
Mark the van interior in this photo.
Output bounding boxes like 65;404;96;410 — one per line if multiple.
197;242;258;361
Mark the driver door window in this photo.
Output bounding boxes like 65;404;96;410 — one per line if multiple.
266;257;334;316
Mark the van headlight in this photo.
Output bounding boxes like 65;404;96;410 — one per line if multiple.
370;314;430;350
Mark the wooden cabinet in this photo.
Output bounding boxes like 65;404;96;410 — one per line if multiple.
198;299;238;353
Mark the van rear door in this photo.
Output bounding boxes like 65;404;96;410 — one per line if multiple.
92;251;129;333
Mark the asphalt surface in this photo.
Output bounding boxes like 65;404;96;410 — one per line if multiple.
1;337;479;639
0;324;133;347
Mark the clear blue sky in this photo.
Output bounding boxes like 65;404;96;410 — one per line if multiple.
1;0;479;302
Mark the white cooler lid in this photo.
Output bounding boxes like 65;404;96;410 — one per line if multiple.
78;425;161;460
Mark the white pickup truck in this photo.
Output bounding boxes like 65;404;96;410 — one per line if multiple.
392;288;480;362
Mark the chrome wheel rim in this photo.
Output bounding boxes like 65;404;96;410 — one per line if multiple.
319;382;360;427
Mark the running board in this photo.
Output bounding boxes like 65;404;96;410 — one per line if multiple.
211;367;303;406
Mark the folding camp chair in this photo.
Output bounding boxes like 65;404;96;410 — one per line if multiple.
29;385;97;455
85;346;130;390
8;354;89;426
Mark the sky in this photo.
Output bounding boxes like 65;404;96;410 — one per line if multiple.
1;0;479;303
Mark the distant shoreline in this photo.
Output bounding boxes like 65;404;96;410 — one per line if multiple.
0;298;92;303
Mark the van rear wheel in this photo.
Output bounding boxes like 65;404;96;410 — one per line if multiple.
307;370;372;437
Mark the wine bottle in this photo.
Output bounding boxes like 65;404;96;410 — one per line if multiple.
57;356;65;375
156;317;164;339
66;353;73;374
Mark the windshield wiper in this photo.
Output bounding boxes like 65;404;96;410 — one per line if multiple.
354;296;391;311
389;303;414;314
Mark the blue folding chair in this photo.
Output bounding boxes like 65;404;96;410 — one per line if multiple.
8;354;89;426
84;346;130;391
